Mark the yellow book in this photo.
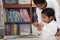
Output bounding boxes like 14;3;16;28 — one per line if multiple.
32;0;36;7
14;24;17;35
3;9;6;22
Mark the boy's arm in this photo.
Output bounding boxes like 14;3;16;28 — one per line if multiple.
56;29;60;36
33;23;43;31
32;23;43;36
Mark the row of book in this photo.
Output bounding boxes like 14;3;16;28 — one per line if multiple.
4;0;32;4
4;9;30;23
5;24;30;35
5;24;20;35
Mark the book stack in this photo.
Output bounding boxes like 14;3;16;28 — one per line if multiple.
4;9;30;23
4;0;18;4
5;24;20;35
5;24;30;35
4;0;32;4
18;0;31;4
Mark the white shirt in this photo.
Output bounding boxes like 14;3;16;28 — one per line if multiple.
41;20;57;36
32;20;58;36
36;0;60;28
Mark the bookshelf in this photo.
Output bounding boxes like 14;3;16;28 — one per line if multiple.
3;0;37;36
3;0;33;36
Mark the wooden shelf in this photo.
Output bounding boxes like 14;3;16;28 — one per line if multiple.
3;4;31;8
5;22;30;24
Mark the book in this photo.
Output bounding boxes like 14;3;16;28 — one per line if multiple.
13;24;17;35
13;9;18;22
5;24;8;35
16;9;21;22
21;9;30;22
20;9;25;22
5;24;11;35
3;9;7;22
7;9;13;22
5;21;31;35
6;9;30;23
18;0;31;4
17;24;20;35
5;0;18;4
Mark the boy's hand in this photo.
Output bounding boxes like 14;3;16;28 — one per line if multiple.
37;23;43;31
33;23;44;31
33;23;38;27
56;29;60;36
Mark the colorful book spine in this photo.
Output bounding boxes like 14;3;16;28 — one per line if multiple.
13;24;17;35
16;9;21;22
9;24;12;35
12;24;14;35
10;9;13;22
5;24;8;35
6;9;30;23
21;9;30;22
7;24;11;35
7;9;13;22
4;9;6;22
24;9;30;22
20;9;25;22
13;9;17;22
17;24;20;35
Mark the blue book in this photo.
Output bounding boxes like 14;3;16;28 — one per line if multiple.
16;9;21;22
9;24;12;35
10;9;13;22
13;9;17;22
5;24;8;35
17;24;20;35
7;9;10;22
7;9;13;22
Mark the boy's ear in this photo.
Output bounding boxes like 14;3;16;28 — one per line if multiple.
50;16;53;20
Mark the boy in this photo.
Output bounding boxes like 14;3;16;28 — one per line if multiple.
33;0;60;36
32;8;58;36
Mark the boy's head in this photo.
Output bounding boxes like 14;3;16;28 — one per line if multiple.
41;8;55;23
33;0;47;9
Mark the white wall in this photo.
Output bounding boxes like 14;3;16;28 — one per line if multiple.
57;0;60;5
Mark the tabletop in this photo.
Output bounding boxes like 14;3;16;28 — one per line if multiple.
3;36;60;40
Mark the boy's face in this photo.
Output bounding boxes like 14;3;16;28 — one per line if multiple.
42;14;53;23
36;3;46;9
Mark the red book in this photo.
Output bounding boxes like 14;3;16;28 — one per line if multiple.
21;9;30;22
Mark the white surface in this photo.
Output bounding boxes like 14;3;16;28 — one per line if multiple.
3;36;60;40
